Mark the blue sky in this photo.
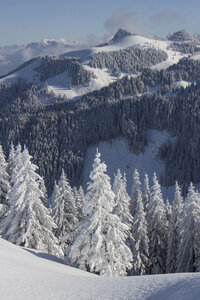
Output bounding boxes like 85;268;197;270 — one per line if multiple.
0;0;199;45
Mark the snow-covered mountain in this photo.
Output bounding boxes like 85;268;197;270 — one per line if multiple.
1;29;198;103
1;237;200;300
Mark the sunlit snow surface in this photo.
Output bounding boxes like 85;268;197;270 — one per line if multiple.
1;237;200;300
45;66;117;100
82;130;176;201
50;34;187;100
92;35;185;71
0;34;188;103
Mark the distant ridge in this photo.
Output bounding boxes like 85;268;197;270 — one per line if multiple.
26;39;78;50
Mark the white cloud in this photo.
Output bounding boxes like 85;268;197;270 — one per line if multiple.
104;9;140;34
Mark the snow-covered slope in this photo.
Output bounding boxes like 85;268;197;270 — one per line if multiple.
43;66;116;101
0;30;192;103
68;31;186;69
82;130;176;201
1;237;200;300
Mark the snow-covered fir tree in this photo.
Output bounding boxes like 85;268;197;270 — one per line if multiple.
131;169;142;217
51;181;64;238
130;170;149;275
132;188;149;275
147;172;167;274
10;143;22;187
166;198;172;227
0;144;10;227
66;150;132;276
36;171;48;207
0;144;10;205
113;169;134;271
2;147;62;257
113;169;133;228
129;169;143;264
176;183;200;272
166;182;183;273
143;173;150;212
73;186;84;222
7;142;15;178
52;169;77;240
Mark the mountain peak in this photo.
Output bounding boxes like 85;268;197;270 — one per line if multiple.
97;29;132;47
110;28;132;43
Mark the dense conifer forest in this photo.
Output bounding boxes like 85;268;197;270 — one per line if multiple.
0;57;200;194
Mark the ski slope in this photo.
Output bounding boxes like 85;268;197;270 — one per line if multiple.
1;237;200;300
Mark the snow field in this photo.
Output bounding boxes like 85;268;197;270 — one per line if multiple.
45;66;117;100
1;237;200;300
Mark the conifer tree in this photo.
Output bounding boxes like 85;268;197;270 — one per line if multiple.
113;169;133;227
0;144;10;205
0;144;10;227
51;182;64;238
7;142;15;178
2;147;62;257
147;172;167;274
166;182;183;273
129;169;143;262
132;187;149;275
176;183;200;272
166;198;172;227
10;143;22;188
143;173;150;212
131;169;142;217
52;169;77;240
73;186;84;221
66;150;132;276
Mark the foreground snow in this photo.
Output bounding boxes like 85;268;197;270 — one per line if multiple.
1;238;200;300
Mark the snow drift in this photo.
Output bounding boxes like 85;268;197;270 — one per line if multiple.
1;237;200;300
